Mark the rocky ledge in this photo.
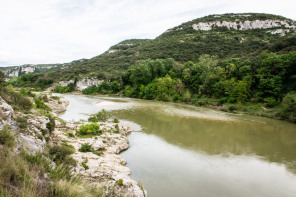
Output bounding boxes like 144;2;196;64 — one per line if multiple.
54;118;147;197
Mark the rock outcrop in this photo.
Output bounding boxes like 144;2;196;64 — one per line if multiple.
76;78;103;91
192;19;296;36
54;120;147;197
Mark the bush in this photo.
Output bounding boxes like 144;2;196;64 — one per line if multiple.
110;81;120;93
78;123;101;136
68;133;75;137
79;143;92;152
264;97;277;107
0;125;15;147
46;114;55;134
0;87;32;111
19;88;35;97
88;109;110;122
54;85;73;93
48;144;76;166
16;116;28;129
118;179;123;186
34;98;49;110
280;92;296;122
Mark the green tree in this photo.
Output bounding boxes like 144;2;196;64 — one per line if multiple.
110;81;120;93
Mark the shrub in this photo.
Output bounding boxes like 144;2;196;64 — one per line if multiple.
34;98;49;110
118;179;123;186
48;144;76;166
16;116;28;129
0;125;15;147
264;97;277;107
0;87;32;111
79;143;92;152
280;92;296;122
46;114;55;134
78;123;101;136
19;88;35;97
54;85;73;93
110;81;120;93
113;124;120;133
37;94;49;102
68;133;75;137
81;162;89;170
88;109;110;122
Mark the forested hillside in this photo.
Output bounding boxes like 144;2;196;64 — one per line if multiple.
5;13;296;122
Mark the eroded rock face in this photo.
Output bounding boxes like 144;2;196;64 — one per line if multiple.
0;96;16;130
0;96;49;153
46;97;69;114
76;78;103;91
192;19;296;35
54;120;147;197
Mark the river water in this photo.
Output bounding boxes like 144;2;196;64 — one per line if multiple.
57;94;296;197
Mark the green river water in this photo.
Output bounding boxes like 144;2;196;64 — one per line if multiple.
58;94;296;197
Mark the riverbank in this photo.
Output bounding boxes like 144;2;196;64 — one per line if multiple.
54;117;147;196
0;90;146;197
71;90;295;123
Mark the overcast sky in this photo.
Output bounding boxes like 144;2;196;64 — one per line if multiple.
0;0;295;67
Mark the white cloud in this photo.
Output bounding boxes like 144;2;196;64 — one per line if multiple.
0;0;295;66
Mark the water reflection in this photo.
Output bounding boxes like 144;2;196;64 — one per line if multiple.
57;94;296;197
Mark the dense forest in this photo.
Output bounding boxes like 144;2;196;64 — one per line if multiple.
80;51;296;122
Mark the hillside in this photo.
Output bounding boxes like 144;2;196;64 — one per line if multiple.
0;59;87;77
42;13;296;81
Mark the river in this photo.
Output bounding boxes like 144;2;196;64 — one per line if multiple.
57;94;296;197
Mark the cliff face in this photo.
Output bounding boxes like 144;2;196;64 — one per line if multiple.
191;19;296;35
0;59;87;78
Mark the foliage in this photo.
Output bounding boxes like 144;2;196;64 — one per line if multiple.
68;133;75;137
0;125;15;147
16;116;28;129
79;143;92;152
54;84;74;93
118;179;123;186
280;92;296;122
0;71;5;85
78;123;101;136
19;88;35;97
110;81;120;93
48;144;76;166
46;114;55;134
88;109;111;122
0;86;32;111
34;98;49;110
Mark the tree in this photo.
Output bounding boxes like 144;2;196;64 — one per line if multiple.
110;81;120;93
0;71;6;85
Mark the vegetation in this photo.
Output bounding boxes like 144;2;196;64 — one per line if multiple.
0;85;33;111
77;123;101;136
82;81;121;95
88;109;111;122
6;13;296;90
2;13;296;122
54;83;75;93
118;51;296;122
118;179;123;186
0;126;16;147
34;97;49;110
79;143;92;152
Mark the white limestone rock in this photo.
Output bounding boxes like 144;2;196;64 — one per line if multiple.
76;78;103;91
192;19;296;32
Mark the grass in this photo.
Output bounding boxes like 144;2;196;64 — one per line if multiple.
79;143;92;152
0;125;16;148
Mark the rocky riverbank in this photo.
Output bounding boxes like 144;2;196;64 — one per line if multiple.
0;91;146;196
54;119;147;197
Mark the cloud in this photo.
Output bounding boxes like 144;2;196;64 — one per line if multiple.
0;0;295;66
